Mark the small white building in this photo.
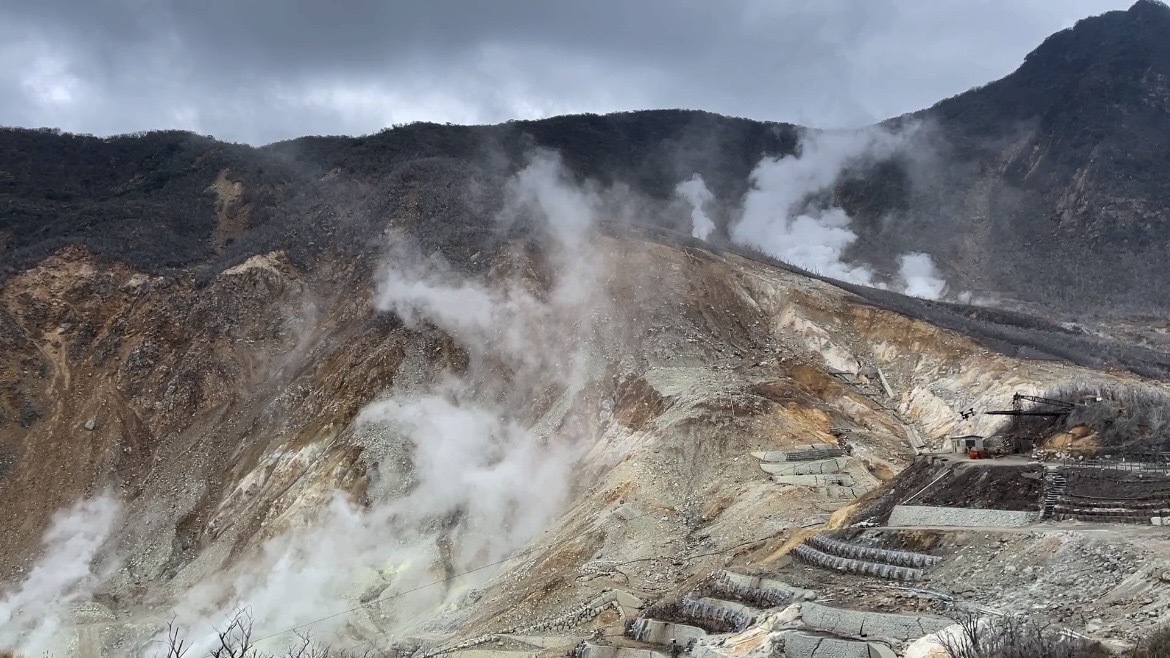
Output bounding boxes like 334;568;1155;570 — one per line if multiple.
947;435;984;453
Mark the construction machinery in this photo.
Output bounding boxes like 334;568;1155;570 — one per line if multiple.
984;393;1075;417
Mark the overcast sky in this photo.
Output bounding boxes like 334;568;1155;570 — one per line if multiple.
0;0;1132;145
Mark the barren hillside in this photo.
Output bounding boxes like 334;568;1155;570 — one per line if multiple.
1;191;1163;655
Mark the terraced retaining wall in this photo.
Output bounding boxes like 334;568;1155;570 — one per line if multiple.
800;603;953;642
782;631;896;658
806;536;939;568
793;544;923;581
709;570;813;607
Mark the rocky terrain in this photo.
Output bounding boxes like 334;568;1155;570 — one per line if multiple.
3;212;1167;656
4;2;1170;657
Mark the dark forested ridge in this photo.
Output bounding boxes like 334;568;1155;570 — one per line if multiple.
0;128;300;279
0;112;798;284
3;1;1170;315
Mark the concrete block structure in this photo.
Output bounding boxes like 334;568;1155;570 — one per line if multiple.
799;603;953;642
760;457;850;476
888;505;1041;528
792;534;938;582
753;445;845;463
681;596;758;632
573;643;668;658
709;570;814;607
628;618;707;646
806;535;939;569
781;631;897;658
793;544;923;581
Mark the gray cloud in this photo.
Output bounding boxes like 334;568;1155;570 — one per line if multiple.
0;0;1130;144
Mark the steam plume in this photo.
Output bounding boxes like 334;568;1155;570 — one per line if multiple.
732;127;904;285
164;151;608;651
0;493;120;655
898;252;947;300
676;174;716;240
720;125;949;299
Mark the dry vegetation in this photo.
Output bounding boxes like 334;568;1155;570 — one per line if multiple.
935;610;1170;658
155;611;377;658
1131;625;1170;658
1005;384;1170;456
117;615;1170;658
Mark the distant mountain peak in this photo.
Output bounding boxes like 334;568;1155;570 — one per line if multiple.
927;0;1170;133
1130;0;1170;15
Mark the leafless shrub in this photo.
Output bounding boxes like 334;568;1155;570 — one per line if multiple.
938;610;1108;658
161;617;191;657
208;609;257;658
158;609;377;658
1005;383;1170;456
1131;624;1170;658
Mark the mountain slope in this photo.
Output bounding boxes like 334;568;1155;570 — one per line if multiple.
0;113;797;284
7;4;1170;655
5;0;1170;315
0;226;1140;654
855;0;1170;311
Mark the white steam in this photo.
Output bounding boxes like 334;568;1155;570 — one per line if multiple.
731;127;902;285
165;151;607;651
172;388;577;647
720;126;949;300
898;252;947;300
357;384;576;559
0;493;121;655
676;174;716;240
504;151;597;248
363;150;602;565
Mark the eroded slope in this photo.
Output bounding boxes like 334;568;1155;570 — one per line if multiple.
0;222;1133;655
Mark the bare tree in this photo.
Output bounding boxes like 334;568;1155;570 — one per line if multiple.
161;617;191;658
938;610;1107;658
1131;624;1170;658
937;609;996;658
210;608;258;658
156;610;380;658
